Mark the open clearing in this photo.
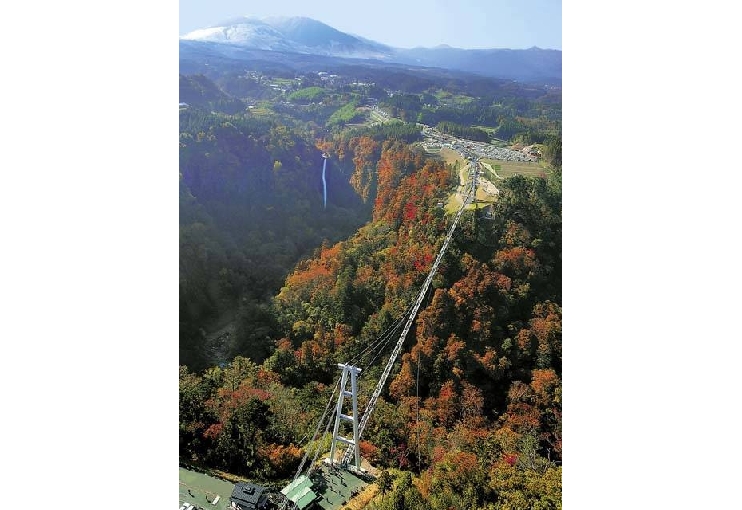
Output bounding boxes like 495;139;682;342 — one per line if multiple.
358;107;396;126
440;149;472;214
427;148;550;216
437;147;466;166
432;148;497;214
481;158;549;179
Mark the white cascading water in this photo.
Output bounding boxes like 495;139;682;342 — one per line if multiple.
322;157;327;209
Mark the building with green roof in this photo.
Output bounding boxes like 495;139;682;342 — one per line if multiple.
280;475;319;510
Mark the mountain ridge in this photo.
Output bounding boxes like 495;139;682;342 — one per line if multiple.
181;16;393;59
180;16;561;83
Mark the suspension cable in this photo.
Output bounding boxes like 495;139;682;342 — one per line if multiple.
297;159;478;471
340;159;477;466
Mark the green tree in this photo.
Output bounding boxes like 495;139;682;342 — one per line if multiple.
209;397;271;475
377;469;392;502
179;366;216;462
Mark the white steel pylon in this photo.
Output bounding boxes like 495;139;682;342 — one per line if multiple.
329;363;362;470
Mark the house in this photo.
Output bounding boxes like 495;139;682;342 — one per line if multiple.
280;475;319;510
230;482;269;510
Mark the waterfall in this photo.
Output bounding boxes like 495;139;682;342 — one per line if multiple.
322;157;327;209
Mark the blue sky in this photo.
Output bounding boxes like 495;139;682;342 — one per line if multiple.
179;0;562;50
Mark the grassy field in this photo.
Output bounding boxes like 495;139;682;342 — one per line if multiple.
424;146;555;216
436;150;494;214
481;159;550;179
440;148;467;213
472;125;496;134
438;147;466;166
353;107;396;128
444;187;466;214
368;108;393;125
432;89;476;106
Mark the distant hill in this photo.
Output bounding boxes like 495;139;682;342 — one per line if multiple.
393;46;562;84
179;74;247;114
179;74;235;104
180;16;561;83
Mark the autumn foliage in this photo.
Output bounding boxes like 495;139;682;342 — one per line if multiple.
180;140;561;507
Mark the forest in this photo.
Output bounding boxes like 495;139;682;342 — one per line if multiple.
180;69;562;509
179;107;371;369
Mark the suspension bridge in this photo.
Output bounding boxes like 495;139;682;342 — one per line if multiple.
279;158;479;509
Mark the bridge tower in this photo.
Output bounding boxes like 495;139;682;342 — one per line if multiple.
329;363;362;470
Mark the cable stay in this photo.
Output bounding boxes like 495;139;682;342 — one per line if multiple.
289;158;479;482
289;303;410;483
338;159;478;467
290;377;341;482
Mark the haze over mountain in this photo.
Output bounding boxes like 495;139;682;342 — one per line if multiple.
180;16;561;83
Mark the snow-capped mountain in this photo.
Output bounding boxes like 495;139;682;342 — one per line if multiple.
180;16;561;83
181;16;393;59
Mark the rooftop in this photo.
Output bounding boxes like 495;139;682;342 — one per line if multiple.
281;475;319;510
231;482;268;509
179;467;234;510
